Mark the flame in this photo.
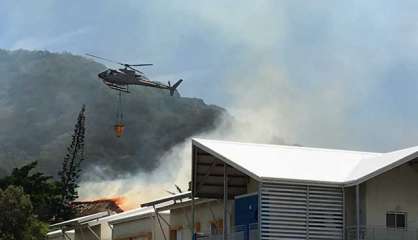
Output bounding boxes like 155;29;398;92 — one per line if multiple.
81;196;128;211
110;196;125;207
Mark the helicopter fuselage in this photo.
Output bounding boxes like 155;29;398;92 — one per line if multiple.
87;53;182;95
97;68;177;94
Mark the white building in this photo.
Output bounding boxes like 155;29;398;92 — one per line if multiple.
142;192;232;240
190;138;418;240
48;207;170;240
49;211;111;240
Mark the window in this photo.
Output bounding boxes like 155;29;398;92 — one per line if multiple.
386;212;407;228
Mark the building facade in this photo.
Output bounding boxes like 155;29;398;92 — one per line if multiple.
190;138;418;240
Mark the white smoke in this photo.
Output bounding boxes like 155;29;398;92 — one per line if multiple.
78;65;296;209
79;0;418;208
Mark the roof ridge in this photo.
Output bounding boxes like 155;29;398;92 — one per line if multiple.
193;138;381;155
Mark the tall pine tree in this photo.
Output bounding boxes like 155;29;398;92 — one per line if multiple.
57;105;86;220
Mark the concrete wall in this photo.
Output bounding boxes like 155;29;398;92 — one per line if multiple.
100;222;112;240
111;213;169;240
154;214;171;240
75;224;101;240
364;162;418;228
73;223;112;240
112;217;153;240
169;200;234;240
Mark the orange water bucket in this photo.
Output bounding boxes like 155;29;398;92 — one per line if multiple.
114;122;125;137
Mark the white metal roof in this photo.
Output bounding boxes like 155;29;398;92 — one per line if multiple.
193;138;418;185
50;211;110;228
99;207;169;226
141;191;191;207
46;229;75;236
88;207;153;226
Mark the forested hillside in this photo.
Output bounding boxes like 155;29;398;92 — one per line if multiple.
0;50;228;179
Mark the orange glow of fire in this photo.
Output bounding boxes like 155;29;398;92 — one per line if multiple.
84;196;128;211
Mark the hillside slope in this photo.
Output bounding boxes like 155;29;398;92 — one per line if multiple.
0;50;228;178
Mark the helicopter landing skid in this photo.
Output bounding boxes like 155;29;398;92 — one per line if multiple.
104;82;130;93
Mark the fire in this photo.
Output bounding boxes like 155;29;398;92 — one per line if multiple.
108;196;125;207
79;196;128;211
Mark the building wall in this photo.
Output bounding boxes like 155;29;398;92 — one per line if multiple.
47;235;63;240
112;218;153;240
364;162;418;228
153;214;170;240
100;222;112;240
169;200;234;240
111;214;169;240
75;224;101;240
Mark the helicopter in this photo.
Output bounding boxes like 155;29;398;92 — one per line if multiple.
86;54;183;96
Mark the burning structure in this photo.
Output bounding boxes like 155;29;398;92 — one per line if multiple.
73;198;124;217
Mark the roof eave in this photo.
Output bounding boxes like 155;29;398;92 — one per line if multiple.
192;138;262;182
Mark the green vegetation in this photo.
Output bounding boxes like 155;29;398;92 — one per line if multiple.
0;161;60;222
0;185;48;240
0;105;86;239
58;105;86;220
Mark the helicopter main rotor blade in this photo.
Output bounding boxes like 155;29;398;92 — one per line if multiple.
130;64;153;66
85;53;124;65
86;53;153;70
126;65;145;74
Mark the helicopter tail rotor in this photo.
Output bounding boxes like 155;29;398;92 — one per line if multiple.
169;79;183;96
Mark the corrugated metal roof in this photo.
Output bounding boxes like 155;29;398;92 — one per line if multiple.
46;229;75;236
193;138;418;185
50;211;110;228
89;207;154;226
141;191;191;207
91;207;169;226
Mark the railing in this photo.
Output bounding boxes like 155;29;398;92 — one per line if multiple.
196;223;259;240
346;225;418;240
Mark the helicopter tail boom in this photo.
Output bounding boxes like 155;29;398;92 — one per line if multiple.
169;79;183;96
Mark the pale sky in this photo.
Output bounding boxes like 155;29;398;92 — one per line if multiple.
2;0;418;152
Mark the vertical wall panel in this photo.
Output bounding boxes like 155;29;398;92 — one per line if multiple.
260;182;343;240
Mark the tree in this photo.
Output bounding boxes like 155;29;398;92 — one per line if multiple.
57;105;86;220
0;105;87;222
0;161;61;222
0;185;48;240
